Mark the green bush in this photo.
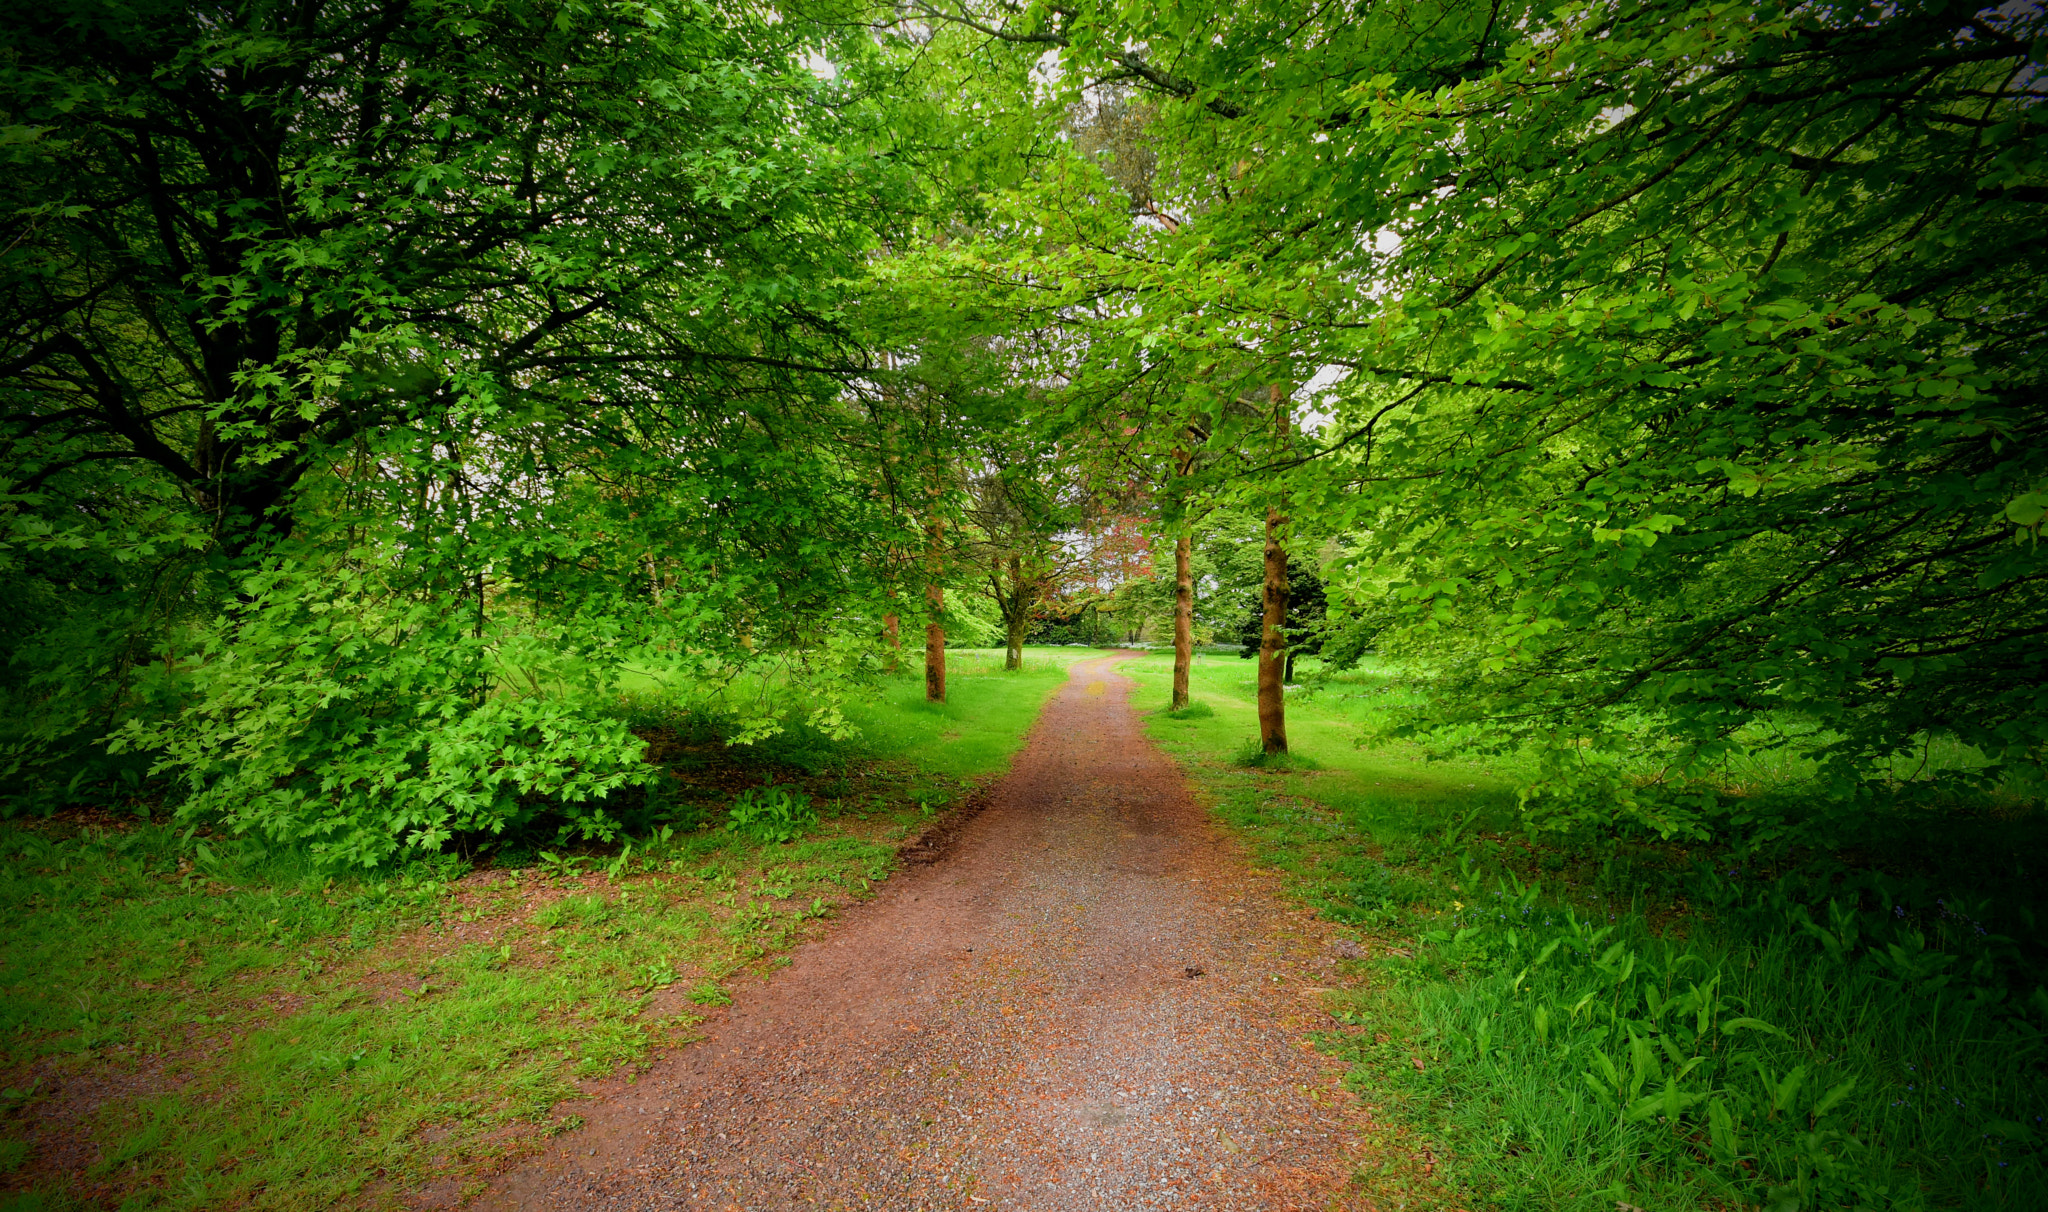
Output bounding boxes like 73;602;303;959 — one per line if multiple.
106;558;656;869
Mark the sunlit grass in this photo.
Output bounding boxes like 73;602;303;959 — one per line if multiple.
1121;649;1517;825
840;646;1100;777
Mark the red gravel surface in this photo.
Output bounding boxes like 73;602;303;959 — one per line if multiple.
468;653;1376;1211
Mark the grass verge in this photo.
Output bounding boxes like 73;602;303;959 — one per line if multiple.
0;648;1085;1210
1122;650;2048;1212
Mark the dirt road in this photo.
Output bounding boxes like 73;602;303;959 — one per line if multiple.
470;653;1371;1210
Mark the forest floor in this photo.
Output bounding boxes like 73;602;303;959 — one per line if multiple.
457;653;1441;1211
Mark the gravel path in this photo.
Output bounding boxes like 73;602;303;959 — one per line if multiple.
470;653;1374;1210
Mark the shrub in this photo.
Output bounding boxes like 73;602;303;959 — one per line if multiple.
107;565;655;868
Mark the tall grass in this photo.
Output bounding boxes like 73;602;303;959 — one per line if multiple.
1328;863;2046;1210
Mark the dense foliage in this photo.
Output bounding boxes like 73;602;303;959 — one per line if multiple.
895;0;2047;833
0;0;965;860
3;0;2043;845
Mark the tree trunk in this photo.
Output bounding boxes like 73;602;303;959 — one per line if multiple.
925;517;946;702
1258;504;1290;754
924;597;946;702
1004;552;1026;670
1172;529;1193;712
882;609;900;671
474;568;488;705
1257;386;1291;755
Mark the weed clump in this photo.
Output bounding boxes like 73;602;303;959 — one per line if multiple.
1232;738;1322;772
686;980;732;1007
723;785;817;845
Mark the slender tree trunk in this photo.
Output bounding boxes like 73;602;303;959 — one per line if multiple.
1004;552;1026;670
883;608;900;671
1172;529;1193;712
475;568;488;705
1257;386;1291;755
1258;505;1290;754
924;601;946;700
925;517;946;702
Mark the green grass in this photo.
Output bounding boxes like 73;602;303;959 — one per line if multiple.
1127;649;1516;816
0;647;1091;1209
841;647;1100;778
0;822;878;1210
1120;649;2048;1212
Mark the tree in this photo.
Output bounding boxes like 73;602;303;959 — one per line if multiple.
1;0;889;549
0;0;942;858
963;459;1075;670
1236;564;1326;684
1254;389;1293;754
1170;478;1197;710
894;0;2048;826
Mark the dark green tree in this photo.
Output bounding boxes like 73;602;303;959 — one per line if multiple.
1235;563;1325;684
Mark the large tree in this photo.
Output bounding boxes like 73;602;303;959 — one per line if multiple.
0;0;891;547
896;0;2047;826
0;0;940;858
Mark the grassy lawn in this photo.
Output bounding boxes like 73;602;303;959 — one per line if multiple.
0;649;1088;1211
1128;649;1517;808
1121;650;2048;1212
840;646;1100;778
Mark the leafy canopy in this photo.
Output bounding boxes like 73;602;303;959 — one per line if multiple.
891;0;2047;832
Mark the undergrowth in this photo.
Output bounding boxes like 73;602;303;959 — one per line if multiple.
1325;856;2047;1211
